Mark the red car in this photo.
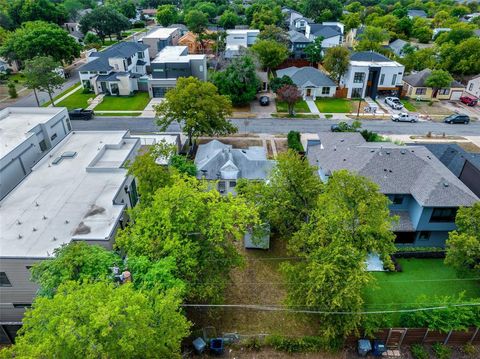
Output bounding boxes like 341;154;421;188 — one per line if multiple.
460;96;478;106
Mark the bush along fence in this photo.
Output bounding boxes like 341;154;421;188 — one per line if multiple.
346;327;480;348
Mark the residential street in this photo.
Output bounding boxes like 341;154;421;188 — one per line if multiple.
72;116;480;136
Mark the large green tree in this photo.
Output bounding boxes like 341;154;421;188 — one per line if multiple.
80;6;131;43
185;10;208;35
2;282;189;358
425;69;453;97
23;56;64;106
156;4;178;27
7;0;68;27
445;202;480;276
251;39;288;77
302;0;343;22
438;37;480;75
218;10;241;30
237;150;323;237
106;0;137;19
210;55;260;106
258;25;289;45
323;46;350;84
304;36;324;64
154;77;235;147
0;21;81;63
116;175;259;302
356;26;390;51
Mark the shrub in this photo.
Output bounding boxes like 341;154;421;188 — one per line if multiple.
270;75;293;93
432;343;452;359
287;131;304;152
244;337;261;351
325;114;333;118
360;129;384;142
8;82;17;98
390;256;403;272
463;342;477;358
411;344;429;359
170;154;197;176
133;20;145;28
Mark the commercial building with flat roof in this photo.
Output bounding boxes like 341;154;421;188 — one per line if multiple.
0;129;140;336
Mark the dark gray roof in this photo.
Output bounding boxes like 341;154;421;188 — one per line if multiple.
307;132;479;207
288;30;311;43
80;42;148;72
403;69;465;88
96;72;129;82
276;66;337;88
309;24;342;38
410;143;480;177
388;39;408;54
350;51;393;62
391;211;415;231
408;9;427;18
195;140;276;180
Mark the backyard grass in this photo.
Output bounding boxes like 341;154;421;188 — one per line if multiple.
56;88;95;110
94;92;150;111
315;98;351;113
364;258;480;324
41;82;81;107
401;99;417;112
276;100;310;113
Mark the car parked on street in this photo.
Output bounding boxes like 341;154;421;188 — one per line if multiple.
259;96;270;106
384;97;403;110
391;113;418;122
68;108;94;120
443;114;470;124
459;96;478;107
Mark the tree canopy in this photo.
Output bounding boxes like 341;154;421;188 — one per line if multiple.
425;69;453;95
23;56;64;105
356;26;390;51
80;6;131;43
156;5;178;27
154;76;235;146
303;0;343;22
250;39;288;74
323;46;350;84
276;84;302;116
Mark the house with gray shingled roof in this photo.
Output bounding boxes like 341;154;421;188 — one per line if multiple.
276;66;337;99
305;22;344;48
79;42;150;96
403;68;465;100
195;140;276;194
287;30;311;59
306;132;479;247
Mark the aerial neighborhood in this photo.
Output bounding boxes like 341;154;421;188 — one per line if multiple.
0;0;480;357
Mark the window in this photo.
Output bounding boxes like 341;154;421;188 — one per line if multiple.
418;231;431;241
321;87;330;95
380;74;385;85
229;181;237;187
127;57;132;66
438;88;450;95
391;194;404;205
66;119;72;132
138;51;144;59
395;232;415;244
39;139;47;152
469;83;474;91
50;133;57;141
218;181;226;193
392;74;397;85
0;272;11;287
353;72;365;83
415;88;427;95
430;208;457;223
351;88;363;98
114;64;119;70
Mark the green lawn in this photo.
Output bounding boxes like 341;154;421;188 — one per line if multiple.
94;92;150;111
401;99;417;112
56;88;95;110
95;112;142;116
41;82;81;107
276;100;310;113
315;98;351;113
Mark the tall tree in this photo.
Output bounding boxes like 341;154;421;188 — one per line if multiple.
116;175;259;302
356;26;389;51
0;21;81;63
445;203;480;276
2;282;189;358
155;77;235;147
210;55;260;106
303;36;324;65
425;69;453;97
323;46;350;84
106;0;137;19
156;5;178;27
80;6;131;43
218;10;241;30
23;56;64;106
276;84;302;116
237;150;323;237
302;0;343;22
258;25;289;46
8;0;68;27
63;0;84;22
185;10;208;35
251;39;288;78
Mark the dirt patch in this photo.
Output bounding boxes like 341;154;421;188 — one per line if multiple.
409;100;453;118
274;139;288;154
233;104;252;112
456;141;480;153
266;140;274;158
197;137;263;149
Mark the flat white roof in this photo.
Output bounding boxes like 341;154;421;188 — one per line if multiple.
350;60;404;67
226;29;260;35
0;107;66;158
143;27;178;39
151;46;205;63
0;131;138;258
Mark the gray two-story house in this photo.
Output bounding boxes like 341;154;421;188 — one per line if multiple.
288;30;311;59
147;46;207;98
306;133;479;247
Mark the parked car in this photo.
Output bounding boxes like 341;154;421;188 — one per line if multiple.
384;97;403;110
69;108;94;120
460;96;478;106
259;96;270;106
391;113;418;122
444;114;470;124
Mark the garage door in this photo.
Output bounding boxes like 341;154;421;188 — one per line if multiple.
450;91;463;100
152;87;167;98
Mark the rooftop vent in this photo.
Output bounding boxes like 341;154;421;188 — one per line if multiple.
62;151;77;158
52;157;62;165
370;149;375;153
400;150;406;154
386;151;391;155
444;182;449;187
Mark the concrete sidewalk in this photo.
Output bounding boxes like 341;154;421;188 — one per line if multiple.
305;99;320;115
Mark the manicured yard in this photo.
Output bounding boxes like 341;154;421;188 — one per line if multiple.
94;92;150;111
56;88;95;110
276;100;310;113
41;82;81;107
315;98;351;113
364;258;480;318
95;112;142;116
401;99;417;112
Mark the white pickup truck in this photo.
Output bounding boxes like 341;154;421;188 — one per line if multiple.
391;113;418;123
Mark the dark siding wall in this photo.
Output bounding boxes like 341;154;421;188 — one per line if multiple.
460;160;480;198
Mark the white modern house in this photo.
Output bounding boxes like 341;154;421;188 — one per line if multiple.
340;51;405;99
79;42;150;96
147;46;207;98
0;125;140;337
465;75;480;99
305;22;343;48
276;66;337;99
0;107;71;200
225;29;260;58
140;27;181;59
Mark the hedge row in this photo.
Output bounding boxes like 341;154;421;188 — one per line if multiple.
287;131;304;153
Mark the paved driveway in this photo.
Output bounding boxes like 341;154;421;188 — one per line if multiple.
250;93;275;118
441;100;480;120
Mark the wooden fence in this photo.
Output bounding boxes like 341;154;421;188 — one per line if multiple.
346;328;480;347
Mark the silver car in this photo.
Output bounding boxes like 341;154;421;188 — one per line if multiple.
385;97;403;110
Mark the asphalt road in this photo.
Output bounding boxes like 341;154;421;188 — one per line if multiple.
72;116;480;136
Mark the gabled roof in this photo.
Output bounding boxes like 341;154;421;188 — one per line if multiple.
350;51;392;62
276;66;337;88
388;39;408;53
403;69;464;88
309;24;342;38
408;9;427;18
194;140;276;180
307;133;479;207
80;42;148;72
288;30;311;43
